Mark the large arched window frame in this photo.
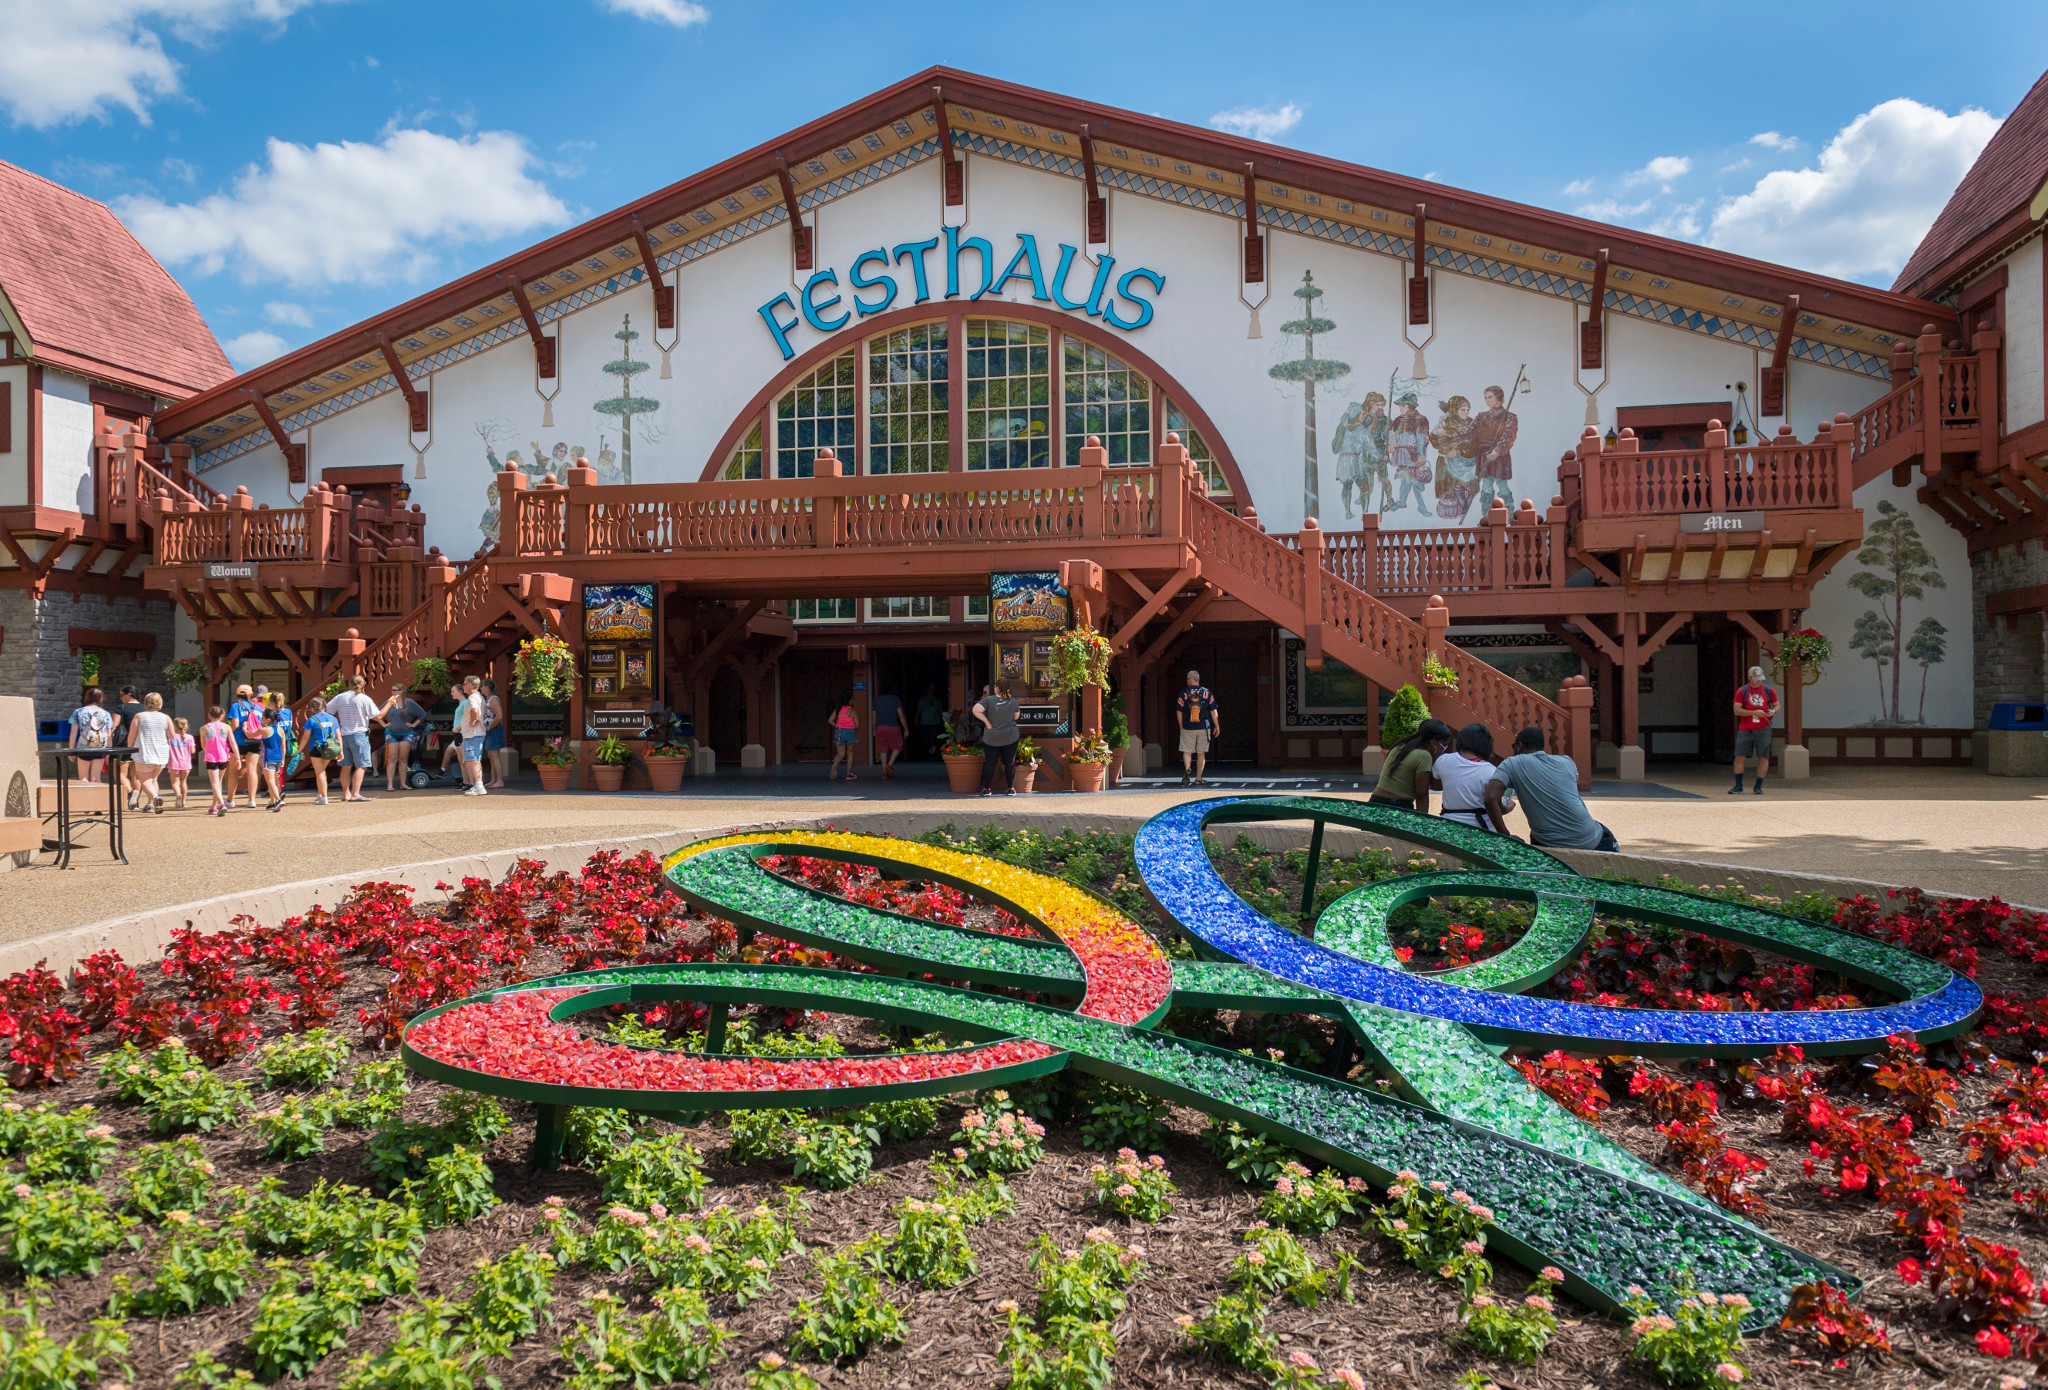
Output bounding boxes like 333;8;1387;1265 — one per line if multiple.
703;303;1249;503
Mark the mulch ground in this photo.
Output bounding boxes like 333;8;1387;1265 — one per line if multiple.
5;839;2044;1390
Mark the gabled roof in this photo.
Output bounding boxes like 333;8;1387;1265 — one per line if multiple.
0;160;232;399
1894;71;2047;299
156;67;1952;459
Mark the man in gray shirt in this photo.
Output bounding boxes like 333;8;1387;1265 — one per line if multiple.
972;679;1021;796
1483;727;1618;851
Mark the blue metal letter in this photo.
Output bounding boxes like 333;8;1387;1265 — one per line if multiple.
989;233;1051;303
1082;254;1117;318
945;225;995;300
892;237;940;304
757;293;801;360
802;270;851;333
1102;267;1165;331
850;249;899;318
1048;243;1097;312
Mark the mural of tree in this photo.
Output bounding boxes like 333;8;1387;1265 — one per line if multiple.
593;313;659;484
1845;499;1946;725
1849;611;1895;713
1906;616;1948;725
1268;270;1350;520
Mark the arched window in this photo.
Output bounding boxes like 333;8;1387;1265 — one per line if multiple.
867;323;949;475
1165;401;1230;496
1065;340;1150;466
721;420;763;480
964;319;1050;470
776;349;857;478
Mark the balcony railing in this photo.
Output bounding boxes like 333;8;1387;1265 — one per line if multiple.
154;482;425;568
1283;499;1570;596
1570;419;1856;521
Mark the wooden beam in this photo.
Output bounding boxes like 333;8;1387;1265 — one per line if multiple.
1638;611;1691;665
1078;124;1107;244
1664;529;1687;595
1;525;76;597
1113;568;1158;606
629;215;676;331
771;153;815;272
1544;621;1605;673
1745;529;1773;592
1761;293;1799;416
1110;561;1200;652
241;388;307;484
321;583;359;617
1726;609;1782;657
109;539;145;580
208;641;250;688
697;598;769;671
1408;202;1429;324
1243;162;1265;285
1580;248;1609;369
373;333;430;433
1986;584;2048;620
1566;614;1624;666
929;86;963;206
1135;584;1218;672
500;275;557;379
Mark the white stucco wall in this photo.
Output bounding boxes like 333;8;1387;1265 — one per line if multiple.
2004;236;2044;435
0;363;25;508
41;369;94;515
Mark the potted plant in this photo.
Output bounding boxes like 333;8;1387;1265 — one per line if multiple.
940;729;983;794
532;736;578;792
1104;691;1132;786
514;633;578;703
162;657;206;694
412;656;454;703
1381;684;1428;746
1047;628;1114;697
1064;728;1113;793
1773;628;1831;687
644;738;692;793
1013;737;1040;794
1421;652;1460;691
590;734;632;792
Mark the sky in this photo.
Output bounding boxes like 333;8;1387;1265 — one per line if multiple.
2;0;2042;372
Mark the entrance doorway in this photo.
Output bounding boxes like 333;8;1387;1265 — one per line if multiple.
1164;639;1259;762
1696;629;1739;765
870;647;951;760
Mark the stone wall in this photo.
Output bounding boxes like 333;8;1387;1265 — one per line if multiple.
1971;535;2048;728
0;589;179;727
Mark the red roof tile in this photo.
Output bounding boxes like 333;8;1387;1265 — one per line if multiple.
1894;71;2048;298
0;159;231;399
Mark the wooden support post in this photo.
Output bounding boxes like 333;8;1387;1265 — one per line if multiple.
850;643;872;767
1299;518;1325;670
1559;674;1595;792
1916;324;1944;478
1298;818;1325;923
496;469;526;557
1243;163;1265;284
1078;123;1108;245
772;153;815;271
1760;293;1798;417
1620;613;1642;778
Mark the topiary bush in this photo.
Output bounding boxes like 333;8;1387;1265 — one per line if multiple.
1381;684;1428;747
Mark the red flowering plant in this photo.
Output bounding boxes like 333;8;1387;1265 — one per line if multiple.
1778;1280;1892;1362
1899;1234;2038;1330
0;961;89;1087
1511;1051;1611;1124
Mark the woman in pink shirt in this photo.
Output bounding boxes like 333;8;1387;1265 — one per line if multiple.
200;705;236;816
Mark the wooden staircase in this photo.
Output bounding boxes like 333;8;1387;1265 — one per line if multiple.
1185;493;1589;779
1843;324;2000;489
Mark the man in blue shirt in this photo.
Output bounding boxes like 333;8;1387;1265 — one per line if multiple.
1175;669;1220;787
1483;727;1618;852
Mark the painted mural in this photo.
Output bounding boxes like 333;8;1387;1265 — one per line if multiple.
1845;501;1950;726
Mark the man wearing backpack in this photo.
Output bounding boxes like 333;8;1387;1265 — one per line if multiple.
226;683;266;810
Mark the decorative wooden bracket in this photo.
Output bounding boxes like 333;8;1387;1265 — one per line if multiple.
771;154;815;272
1242;163;1264;284
1110;561;1201;652
242;388;306;484
0;526;76;598
501;275;557;380
1579;249;1610;370
930;87;963;207
630;216;676;331
1078;124;1107;244
372;333;429;433
1760;293;1799;417
1408;203;1431;325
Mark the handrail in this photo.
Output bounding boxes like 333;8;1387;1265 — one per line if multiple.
1575;418;1855;520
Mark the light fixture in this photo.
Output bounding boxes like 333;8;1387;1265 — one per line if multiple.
1729;381;1751;445
395;481;413;503
1603;425;1618;447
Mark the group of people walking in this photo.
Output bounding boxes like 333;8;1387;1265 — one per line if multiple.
66;674;508;816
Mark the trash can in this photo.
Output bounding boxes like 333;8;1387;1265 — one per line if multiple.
1987;702;2048;777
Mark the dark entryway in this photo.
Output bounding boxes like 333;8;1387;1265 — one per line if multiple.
1165;639;1259;762
1696;628;1739;765
707;666;747;763
870;647;951;759
782;650;853;763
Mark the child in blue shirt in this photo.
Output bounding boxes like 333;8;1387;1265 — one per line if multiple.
261;703;293;811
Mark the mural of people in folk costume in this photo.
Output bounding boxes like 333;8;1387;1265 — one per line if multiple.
1472;384;1519;513
1387;393;1432;514
1431;396;1480;521
1331;393;1391;519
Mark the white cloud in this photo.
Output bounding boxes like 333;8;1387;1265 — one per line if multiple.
1647;200;1705;240
1749;131;1800;150
1576;196;1654;223
222;329;288;367
160;156;200;183
598;0;709;26
0;1;336;129
1623;155;1692;189
1708;97;2001;282
263;300;311;326
1209;102;1303;143
1562;177;1594;196
116;126;572;286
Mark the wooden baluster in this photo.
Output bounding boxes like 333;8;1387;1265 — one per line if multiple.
1481;498;1507;591
1704;419;1727;512
496;469;527;557
1914;323;1943;478
815;449;842;548
227;486;253;563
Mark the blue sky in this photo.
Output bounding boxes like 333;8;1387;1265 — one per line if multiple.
4;0;2042;370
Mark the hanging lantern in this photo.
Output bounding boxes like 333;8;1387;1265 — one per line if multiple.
1604;425;1619;447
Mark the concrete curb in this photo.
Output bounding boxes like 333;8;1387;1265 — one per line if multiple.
3;808;2021;980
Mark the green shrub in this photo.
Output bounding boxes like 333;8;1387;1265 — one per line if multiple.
1374;1172;1491;1297
1200;1118;1299;1185
111;1214;254;1317
743;1354;818;1390
1256;1162;1365;1234
171;1349;256;1389
364;1119;460;1190
0;1295;130;1390
254;1031;351;1090
407;1145;499;1228
123;1135;217;1218
339;1298;505;1390
725;1108;795;1165
789;1245;906;1361
1456;1268;1563;1364
928;1159;1018;1224
1086;1150;1175;1223
1622;1277;1750;1387
0;1181;139;1278
561;1107;640;1167
327;1060;410;1129
598;1133;707;1212
1380;684;1428;747
13;1107;119;1182
1031;1230;1146;1323
254;1096;331;1162
461;1244;556;1341
435;1093;510;1148
1177;1291;1274;1370
1075;1081;1166;1152
1230;1225;1357;1307
998;1307;1116;1390
245;1259;366;1381
879;1195;977;1288
558;1287;729;1390
639;1195;807;1307
838;1094;942;1143
98;1042;248;1134
790;1119;874;1190
949;1092;1047;1174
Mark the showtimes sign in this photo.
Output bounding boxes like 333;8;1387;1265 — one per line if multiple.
757;228;1166;360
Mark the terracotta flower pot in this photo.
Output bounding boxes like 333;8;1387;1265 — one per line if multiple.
644;755;689;793
943;752;984;794
1013;762;1037;794
591;763;626;793
1067;761;1106;793
536;764;572;792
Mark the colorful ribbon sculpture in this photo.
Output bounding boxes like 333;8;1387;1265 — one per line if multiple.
402;797;1979;1322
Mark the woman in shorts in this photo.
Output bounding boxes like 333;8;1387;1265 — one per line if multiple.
827;691;860;781
483;677;508;789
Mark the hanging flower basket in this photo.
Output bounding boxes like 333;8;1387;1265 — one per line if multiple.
1047;629;1114;696
161;658;206;693
1773;629;1831;687
412;657;454;703
514;634;578;703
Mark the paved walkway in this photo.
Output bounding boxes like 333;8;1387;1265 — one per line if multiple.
2;762;2043;946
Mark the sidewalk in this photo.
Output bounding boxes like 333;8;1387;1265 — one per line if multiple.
3;762;2043;947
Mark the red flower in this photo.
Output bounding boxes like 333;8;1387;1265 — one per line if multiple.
1897;1259;1923;1285
1976;1326;2013;1358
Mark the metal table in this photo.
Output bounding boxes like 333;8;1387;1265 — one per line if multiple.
36;744;133;869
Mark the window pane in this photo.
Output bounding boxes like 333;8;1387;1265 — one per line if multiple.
867;323;950;475
1165;401;1231;495
789;598;857;621
867;596;941;621
964;319;1050;470
775;349;858;478
1065;339;1151;466
722;419;763;480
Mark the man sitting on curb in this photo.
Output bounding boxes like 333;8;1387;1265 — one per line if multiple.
1482;726;1619;852
1731;665;1779;795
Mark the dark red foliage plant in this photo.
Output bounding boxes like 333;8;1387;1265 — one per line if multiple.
0;961;89;1087
1779;1280;1893;1360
